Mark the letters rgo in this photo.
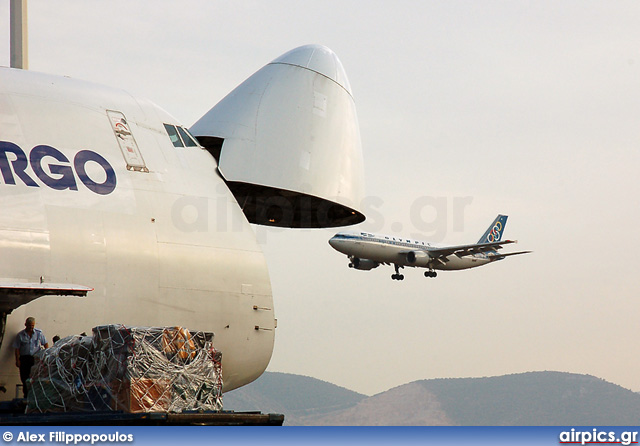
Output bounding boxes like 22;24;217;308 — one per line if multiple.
0;142;117;195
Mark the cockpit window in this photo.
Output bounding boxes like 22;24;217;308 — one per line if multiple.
177;126;198;147
164;124;183;148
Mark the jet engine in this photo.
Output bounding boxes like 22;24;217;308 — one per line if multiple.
349;258;379;271
406;251;431;267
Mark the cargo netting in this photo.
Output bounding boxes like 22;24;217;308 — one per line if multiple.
26;325;222;413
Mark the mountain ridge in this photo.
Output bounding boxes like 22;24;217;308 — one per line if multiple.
223;371;640;425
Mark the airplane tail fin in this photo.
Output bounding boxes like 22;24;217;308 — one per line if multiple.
477;215;508;244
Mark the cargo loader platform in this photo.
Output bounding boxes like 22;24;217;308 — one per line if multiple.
0;399;284;426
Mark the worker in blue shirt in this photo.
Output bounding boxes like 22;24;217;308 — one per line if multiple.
13;317;48;398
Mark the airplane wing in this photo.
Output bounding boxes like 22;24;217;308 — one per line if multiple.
426;240;518;260
486;250;532;261
0;283;93;314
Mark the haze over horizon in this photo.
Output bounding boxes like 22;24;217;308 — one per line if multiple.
1;1;638;396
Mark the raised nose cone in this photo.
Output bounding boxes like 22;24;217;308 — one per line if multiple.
191;45;365;228
271;44;353;96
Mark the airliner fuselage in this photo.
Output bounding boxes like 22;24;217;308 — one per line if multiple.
330;215;530;280
329;233;493;270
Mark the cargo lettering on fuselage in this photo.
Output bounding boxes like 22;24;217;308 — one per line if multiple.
0;141;117;195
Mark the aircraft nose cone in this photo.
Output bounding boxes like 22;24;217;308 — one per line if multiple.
328;236;342;250
270;44;353;96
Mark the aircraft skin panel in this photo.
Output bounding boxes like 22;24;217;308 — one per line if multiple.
214;63;364;203
271;44;353;95
0;229;49;280
433;255;491;270
0;93;22;146
156;243;271;295
0;67;275;396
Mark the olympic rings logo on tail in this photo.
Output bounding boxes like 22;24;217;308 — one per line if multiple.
486;221;503;242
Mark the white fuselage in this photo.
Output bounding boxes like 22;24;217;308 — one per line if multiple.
0;68;276;397
329;232;493;271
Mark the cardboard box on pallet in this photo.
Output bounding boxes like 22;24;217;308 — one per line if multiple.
112;378;171;413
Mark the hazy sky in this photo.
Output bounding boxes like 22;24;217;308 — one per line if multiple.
1;1;639;396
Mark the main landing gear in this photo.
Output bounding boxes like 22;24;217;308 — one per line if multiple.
424;270;437;278
391;264;404;281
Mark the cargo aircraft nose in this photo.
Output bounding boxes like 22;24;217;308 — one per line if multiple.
271;44;353;95
190;44;365;228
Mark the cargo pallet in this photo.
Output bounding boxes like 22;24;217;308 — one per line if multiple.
0;400;284;426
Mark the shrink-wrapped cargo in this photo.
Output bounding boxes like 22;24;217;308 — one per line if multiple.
27;325;222;413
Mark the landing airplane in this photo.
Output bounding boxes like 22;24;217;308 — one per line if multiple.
0;44;365;398
329;215;530;280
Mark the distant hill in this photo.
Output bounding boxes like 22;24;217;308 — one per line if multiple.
417;371;640;426
223;372;367;425
223;371;640;426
